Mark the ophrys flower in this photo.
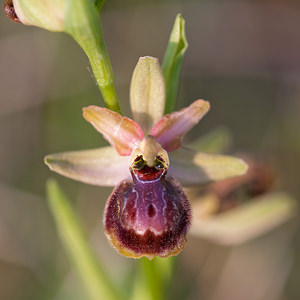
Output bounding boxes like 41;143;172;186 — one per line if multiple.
45;57;247;259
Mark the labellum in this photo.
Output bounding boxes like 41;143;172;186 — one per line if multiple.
104;139;191;259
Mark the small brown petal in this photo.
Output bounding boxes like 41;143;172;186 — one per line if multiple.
4;0;21;23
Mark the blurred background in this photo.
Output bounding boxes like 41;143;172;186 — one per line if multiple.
0;0;300;299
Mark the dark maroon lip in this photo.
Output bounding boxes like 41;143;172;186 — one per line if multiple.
104;175;191;258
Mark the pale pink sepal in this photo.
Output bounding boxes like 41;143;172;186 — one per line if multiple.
83;106;144;156
152;100;210;152
168;148;248;186
44;146;130;187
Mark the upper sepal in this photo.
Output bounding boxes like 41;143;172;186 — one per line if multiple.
130;57;165;134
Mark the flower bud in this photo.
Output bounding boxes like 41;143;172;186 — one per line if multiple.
4;0;65;31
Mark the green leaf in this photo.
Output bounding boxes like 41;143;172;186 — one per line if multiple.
95;0;106;13
46;179;123;300
65;0;120;112
162;14;188;114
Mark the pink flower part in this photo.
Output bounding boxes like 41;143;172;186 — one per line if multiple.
83;106;144;156
152;100;210;152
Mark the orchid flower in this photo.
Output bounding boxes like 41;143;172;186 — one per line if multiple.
45;57;247;259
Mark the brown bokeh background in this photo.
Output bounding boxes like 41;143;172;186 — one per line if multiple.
0;1;300;299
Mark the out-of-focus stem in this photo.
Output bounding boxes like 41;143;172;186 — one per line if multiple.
46;179;123;300
132;257;175;300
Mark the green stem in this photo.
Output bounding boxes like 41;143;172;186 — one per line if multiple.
141;258;164;300
46;179;123;300
65;0;121;112
132;257;175;300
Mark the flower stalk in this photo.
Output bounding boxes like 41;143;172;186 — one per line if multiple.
64;0;120;112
